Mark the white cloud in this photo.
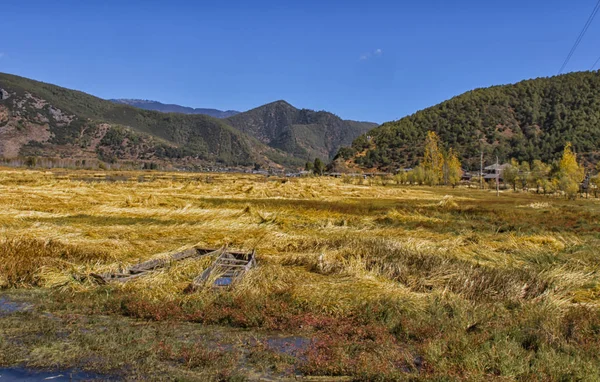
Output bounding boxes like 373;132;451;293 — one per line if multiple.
359;49;383;61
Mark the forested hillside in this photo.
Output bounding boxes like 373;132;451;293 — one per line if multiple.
226;101;376;161
341;71;600;170
0;72;300;168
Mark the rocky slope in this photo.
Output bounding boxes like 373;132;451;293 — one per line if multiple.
0;73;299;169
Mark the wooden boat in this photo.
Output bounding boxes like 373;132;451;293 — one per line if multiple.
185;249;256;292
91;246;222;284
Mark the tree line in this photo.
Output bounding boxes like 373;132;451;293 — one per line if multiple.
394;132;590;199
500;143;588;198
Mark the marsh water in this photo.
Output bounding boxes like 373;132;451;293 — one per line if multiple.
0;368;115;381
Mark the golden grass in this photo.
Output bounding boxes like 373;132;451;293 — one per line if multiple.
1;167;600;379
1;168;598;306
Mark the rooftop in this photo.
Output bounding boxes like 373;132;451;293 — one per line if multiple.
484;163;510;170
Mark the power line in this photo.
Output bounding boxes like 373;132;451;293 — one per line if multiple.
592;55;600;70
558;0;600;74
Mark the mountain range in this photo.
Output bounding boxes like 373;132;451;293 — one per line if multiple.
0;72;374;169
340;71;600;171
112;98;377;161
109;99;240;118
4;71;600;173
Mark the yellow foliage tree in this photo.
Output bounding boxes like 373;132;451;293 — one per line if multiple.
531;159;551;193
557;142;584;198
443;148;463;187
503;158;520;191
423;131;444;186
591;175;600;198
592;161;600;197
408;165;426;185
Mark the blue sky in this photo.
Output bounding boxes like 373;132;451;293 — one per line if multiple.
1;0;599;123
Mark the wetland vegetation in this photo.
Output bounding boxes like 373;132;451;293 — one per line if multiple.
0;168;599;380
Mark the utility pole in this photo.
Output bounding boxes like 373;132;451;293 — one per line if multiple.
480;151;483;189
496;156;500;197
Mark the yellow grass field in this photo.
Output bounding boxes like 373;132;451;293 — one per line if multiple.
1;168;600;381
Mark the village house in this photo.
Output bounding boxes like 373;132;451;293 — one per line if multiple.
483;163;510;182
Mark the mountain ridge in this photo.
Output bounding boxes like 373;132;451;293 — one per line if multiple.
0;72;374;170
109;99;240;118
225;100;377;161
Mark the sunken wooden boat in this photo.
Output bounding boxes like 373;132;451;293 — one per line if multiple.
91;246;224;284
185;249;256;292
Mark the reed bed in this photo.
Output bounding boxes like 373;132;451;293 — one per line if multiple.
0;167;599;380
